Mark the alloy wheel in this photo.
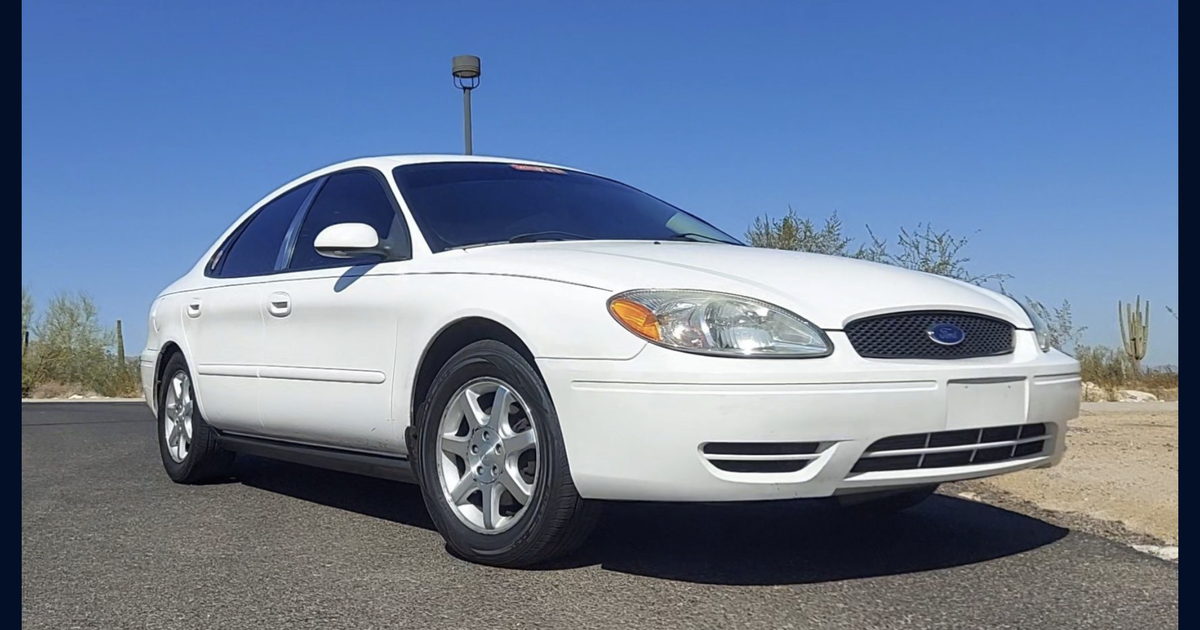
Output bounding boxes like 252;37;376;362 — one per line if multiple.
163;370;193;463
436;377;540;534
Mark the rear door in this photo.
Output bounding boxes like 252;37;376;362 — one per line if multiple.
183;180;317;433
256;169;412;452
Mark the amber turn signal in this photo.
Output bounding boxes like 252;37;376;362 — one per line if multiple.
608;298;661;341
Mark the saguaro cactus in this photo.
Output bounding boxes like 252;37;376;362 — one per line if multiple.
116;319;125;365
1118;296;1150;374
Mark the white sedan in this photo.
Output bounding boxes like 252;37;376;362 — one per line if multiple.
142;155;1081;566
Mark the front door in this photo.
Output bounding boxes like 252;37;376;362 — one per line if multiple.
257;169;413;452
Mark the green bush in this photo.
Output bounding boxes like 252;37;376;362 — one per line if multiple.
20;289;139;398
745;209;1009;286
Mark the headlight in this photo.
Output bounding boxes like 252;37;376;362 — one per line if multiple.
607;289;831;357
1016;300;1052;352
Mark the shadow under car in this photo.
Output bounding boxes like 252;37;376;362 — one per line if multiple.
233;455;1068;586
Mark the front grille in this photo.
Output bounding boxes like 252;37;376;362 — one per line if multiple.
844;311;1015;359
701;441;821;474
850;423;1049;474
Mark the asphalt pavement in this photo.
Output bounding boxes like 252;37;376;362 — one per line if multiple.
22;402;1178;629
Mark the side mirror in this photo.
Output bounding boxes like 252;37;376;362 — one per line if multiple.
313;223;386;259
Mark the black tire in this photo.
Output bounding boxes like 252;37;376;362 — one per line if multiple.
414;340;600;567
836;485;939;515
157;353;235;484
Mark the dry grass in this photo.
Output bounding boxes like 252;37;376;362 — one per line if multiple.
27;381;80;399
1075;344;1179;401
25;381;107;400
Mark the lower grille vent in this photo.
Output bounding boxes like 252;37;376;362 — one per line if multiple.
851;423;1049;474
702;441;821;474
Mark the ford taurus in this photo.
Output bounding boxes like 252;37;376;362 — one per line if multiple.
142;155;1081;567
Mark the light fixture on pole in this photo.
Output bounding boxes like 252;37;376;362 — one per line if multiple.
452;55;481;155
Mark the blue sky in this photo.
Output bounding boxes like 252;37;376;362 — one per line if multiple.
22;1;1178;365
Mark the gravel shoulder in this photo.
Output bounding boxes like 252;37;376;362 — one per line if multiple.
960;401;1178;546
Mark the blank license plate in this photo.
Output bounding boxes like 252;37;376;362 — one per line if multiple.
946;378;1027;429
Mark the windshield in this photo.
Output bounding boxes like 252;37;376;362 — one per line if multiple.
391;162;741;252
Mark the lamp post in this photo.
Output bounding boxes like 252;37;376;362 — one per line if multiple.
452;55;481;155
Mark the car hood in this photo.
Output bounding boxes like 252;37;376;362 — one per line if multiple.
440;241;1030;329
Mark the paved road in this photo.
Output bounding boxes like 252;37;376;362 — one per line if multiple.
23;403;1178;629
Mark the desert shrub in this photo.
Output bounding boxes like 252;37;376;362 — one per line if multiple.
745;210;1008;286
1076;344;1179;399
1025;298;1086;355
855;224;1011;286
21;355;44;398
1150;387;1179;402
1075;344;1132;389
19;290;140;399
97;357;141;398
745;209;854;255
33;292;112;385
28;381;82;399
1140;367;1179;387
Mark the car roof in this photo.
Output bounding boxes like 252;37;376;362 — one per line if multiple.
248;153;593;216
317;154;586;173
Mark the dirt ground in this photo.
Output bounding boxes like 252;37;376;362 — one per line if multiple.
954;401;1178;546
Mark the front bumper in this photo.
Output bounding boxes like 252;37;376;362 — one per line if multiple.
539;331;1080;502
140;349;157;415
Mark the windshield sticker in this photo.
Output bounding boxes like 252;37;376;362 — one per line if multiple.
510;164;567;174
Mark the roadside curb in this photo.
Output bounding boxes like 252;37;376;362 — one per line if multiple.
21;398;145;403
1132;545;1179;562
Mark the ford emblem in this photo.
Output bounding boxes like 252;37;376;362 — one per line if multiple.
927;322;966;346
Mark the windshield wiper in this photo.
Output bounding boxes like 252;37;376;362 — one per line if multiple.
460;230;738;250
508;230;593;243
663;232;740;245
455;231;591;250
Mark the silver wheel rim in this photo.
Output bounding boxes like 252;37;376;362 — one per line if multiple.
163;370;194;463
436;377;540;534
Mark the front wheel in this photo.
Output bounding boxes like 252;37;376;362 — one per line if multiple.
415;340;600;567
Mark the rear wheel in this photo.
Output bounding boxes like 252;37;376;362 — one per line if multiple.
157;353;235;484
415;340;599;567
835;485;939;514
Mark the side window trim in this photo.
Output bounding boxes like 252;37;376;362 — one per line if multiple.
207;217;251;278
280;167;413;272
206;231;234;277
274;176;328;272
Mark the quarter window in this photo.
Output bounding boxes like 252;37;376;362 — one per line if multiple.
287;170;410;271
213;180;316;278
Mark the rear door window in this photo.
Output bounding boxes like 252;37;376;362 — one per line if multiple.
212;180;316;278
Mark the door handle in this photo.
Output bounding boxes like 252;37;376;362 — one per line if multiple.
186;298;202;318
267;292;292;317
